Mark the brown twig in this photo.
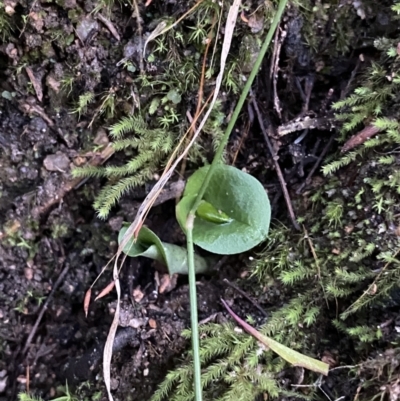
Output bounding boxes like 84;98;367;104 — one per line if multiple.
341;124;381;153
250;91;300;230
22;261;71;356
302;225;328;307
298;75;315;115
179;14;216;179
296;135;334;194
231;120;250;165
131;0;144;75
270;25;285;120
25;67;43;102
340;57;361;100
223;279;268;317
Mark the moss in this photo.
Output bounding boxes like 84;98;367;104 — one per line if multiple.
71;0;252;217
149;2;400;400
0;1;12;42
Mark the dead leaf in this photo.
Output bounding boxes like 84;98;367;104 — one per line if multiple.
83;288;91;318
149;318;157;329
95;281;115;301
221;299;329;375
240;11;249;23
133;286;144;303
159;273;178;294
103;271;121;401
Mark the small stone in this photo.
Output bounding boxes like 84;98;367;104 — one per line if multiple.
61;0;77;8
76;17;99;42
110;378;119;390
129;318;146;329
43;152;70;172
46;75;61;93
24;267;33;280
93;128;109;146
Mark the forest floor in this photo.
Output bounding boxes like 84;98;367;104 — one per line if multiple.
1;1;399;400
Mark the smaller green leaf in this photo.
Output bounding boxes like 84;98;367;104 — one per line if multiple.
118;225;212;275
196;200;232;224
167;89;181;104
222;299;329;376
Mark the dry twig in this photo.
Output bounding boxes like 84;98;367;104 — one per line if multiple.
97;13;120;41
25;67;43;102
296;135;334;194
341;124;381;153
131;0;144;75
22;261;70;355
270;25;285;120
250;91;300;230
223;278;268;317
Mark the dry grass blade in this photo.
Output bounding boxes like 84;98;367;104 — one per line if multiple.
104;268;121;401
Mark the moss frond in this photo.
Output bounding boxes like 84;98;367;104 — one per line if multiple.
109;115;146;139
0;2;12;42
94;169;152;218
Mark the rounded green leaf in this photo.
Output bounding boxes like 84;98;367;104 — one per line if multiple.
176;165;271;255
118;225;211;275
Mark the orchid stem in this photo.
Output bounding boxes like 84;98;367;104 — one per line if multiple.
185;1;289;400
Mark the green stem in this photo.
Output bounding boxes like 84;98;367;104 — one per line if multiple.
189;0;289;216
185;214;202;401
184;2;288;400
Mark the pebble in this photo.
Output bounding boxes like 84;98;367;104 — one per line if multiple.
76;17;99;42
43;152;70;172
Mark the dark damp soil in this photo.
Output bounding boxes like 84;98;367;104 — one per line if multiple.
0;0;398;400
